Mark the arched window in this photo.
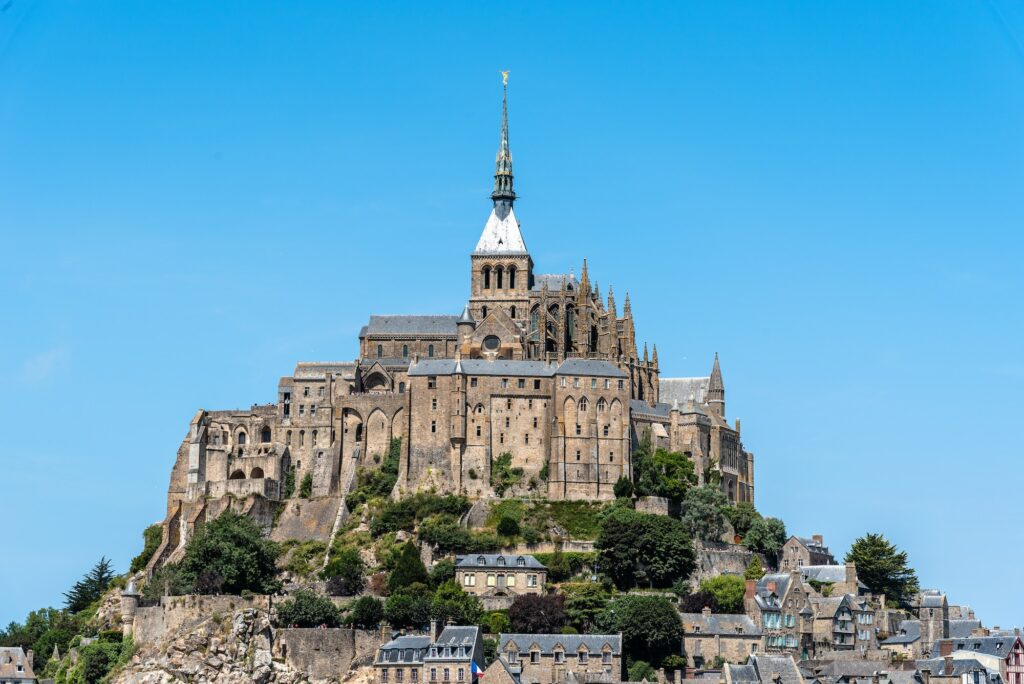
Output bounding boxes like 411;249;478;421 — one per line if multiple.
530;307;540;336
286;430;292;445
299;430;305;446
482;306;488;318
483;266;491;289
355;423;363;442
312;430;318;446
579;397;589;412
428;344;435;358
260;426;271;443
508;266;516;289
402;344;408;358
377;344;383;358
510;305;517;319
237;431;247;445
229;470;245;480
399;382;406;394
250;467;264;479
597;398;606;413
496;266;504;289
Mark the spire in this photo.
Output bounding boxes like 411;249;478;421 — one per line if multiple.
652;344;659;367
709;352;723;390
491;71;515;215
607;287;616;317
643;342;649;363
458;304;475;324
623;292;632;317
708;352;725;418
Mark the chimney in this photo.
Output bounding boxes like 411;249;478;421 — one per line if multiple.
920;668;931;684
845;563;857;584
380;622;390;643
812;534;823;545
702;606;713;618
26;650;33;670
939;641;953;657
943;657;954;676
745;580;757;600
430;618;438;639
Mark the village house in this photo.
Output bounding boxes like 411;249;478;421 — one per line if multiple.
881;620;925;660
723;654;805;684
780;536;836;570
680;607;762;668
799;564;865;598
917;657;1002;684
493;633;623;684
745;574;813;659
375;625;484;684
938;635;1024;684
0;648;35;684
455;554;546;599
808;594;876;653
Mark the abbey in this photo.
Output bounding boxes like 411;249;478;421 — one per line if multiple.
149;83;754;569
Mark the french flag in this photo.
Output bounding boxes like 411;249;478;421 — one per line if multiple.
472;661;484;678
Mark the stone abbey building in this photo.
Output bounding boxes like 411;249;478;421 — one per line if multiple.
149;83;755;568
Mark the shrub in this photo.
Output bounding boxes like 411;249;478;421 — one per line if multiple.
178;510;280;595
723;502;760;538
744;556;764;580
431;580;484;626
613;476;633;499
496;516;520;537
680;485;730;542
483;610;510;634
743;517;787;566
597;595;682;667
370;493;471;537
597;507;694;590
282;466;296;499
429;558;456;588
384;583;432;629
562;581;612;632
276;589;341;627
322;548;365;596
388;543;429;593
699;575;746;614
347;438;402;510
491;452;524;497
347;596;385;628
299;473;313;499
508;593;566;633
130;525;163;574
628;661;656;682
285;540;327;577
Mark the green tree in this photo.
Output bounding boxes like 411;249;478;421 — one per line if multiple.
631;435;697;505
628;661;656;682
347;596;385;628
432;581;484;626
845;533;920;607
389;543;429;593
597;595;682;667
744;556;764;580
429;558;456;588
299;472;313;498
699;575;746;613
613;476;633;499
723;502;761;538
322;548;365;596
562;582;611;632
496;516;520;537
680;485;729;542
130;525;164;574
276;589;342;627
678;590;718;613
546;549;572;582
282;466;296;499
597;507;695;590
743;517;787;565
70;640;122;684
491;452;524;497
508;593;566;633
384;583;433;629
63;557;116;613
178;510;280;595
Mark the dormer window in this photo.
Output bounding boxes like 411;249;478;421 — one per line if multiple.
517;557;525;567
477;556;486;565
497;557;506;565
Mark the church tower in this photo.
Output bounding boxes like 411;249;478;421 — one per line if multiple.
707;352;725;418
469;73;533;326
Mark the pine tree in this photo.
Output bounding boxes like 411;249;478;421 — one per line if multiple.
63;557;115;613
388;542;429;593
744;555;764;580
845;533;919;607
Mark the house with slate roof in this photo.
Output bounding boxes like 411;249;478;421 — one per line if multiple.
745;573;814;659
0;648;35;684
455;554;546;601
681;607;763;668
375;626;485;684
724;655;806;684
881;620;925;660
494;633;623;684
938;635;1024;684
781;536;836;571
145;79;758;571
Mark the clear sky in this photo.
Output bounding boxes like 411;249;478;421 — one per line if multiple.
2;1;1023;628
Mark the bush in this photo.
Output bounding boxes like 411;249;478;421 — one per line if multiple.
723;502;760;538
562;581;612;632
347;596;385;628
597;595;682;667
130;525;163;574
276;589;341;627
384;583;433;629
508;593;566;633
491;452;524;497
284;540;327;577
743;517;787;566
680;485;730;542
299;473;313;499
370;493;471;537
178;510;281;595
347;438;402;511
483;610;510;634
322;548;365;596
700;575;746;614
629;661;656;683
744;556;764;580
613;476;633;499
429;558;456;588
282;466;296;499
533;551;596;582
497;516;520;537
431;581;484;626
419;515;501;555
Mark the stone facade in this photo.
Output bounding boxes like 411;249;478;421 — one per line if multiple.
496;633;623;684
148;82;757;571
681;608;762;668
375;626;484;684
454;554;546;599
780;536;836;570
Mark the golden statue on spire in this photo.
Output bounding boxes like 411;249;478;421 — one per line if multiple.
501;70;509;86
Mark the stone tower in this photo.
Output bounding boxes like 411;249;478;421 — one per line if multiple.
707;352;725;418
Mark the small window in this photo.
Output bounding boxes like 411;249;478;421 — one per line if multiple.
525;434;529;444
602;652;612;665
501;378;508;389
312;429;318;446
303;386;310;397
300;430;305;446
579;397;588;411
579;652;588;663
506;398;512;409
591;378;597;389
533;417;538;428
428;344;435;358
487;574;496;586
518;378;525;389
604;379;610;389
603;425;609;436
576;424;581;435
618;379;624;390
377;344;383;358
576;450;581;460
531;651;540;664
505;417;510;428
573;378;580;388
471;377;478;387
554;651;565;664
318;386;324;397
432;398;437;410
428;376;437;389
517;557;526;566
476;426;481;437
402;344;409;358
560;377;567;388
399;382;406;394
510;305;517;318
238;431;247;445
311;405;317;417
431;421;437;433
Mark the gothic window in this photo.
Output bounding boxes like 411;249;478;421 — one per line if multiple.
508;266;516;289
250;467;264;479
428;344;435;358
355;424;363;441
286;430;292;445
530;307;540;336
299;430;305;446
261;426;271;443
482;305;488;318
402;344;408;358
510;305;516;319
496;266;504;289
237;430;247;445
312;430;318;446
377;344;383;358
579;397;588;412
483;266;491;289
597;398;606;412
565;307;576;347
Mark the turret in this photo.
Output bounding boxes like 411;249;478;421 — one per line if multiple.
708;352;725;418
457;304;475;341
120;579;141;637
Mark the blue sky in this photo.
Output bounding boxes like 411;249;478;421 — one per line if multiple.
2;1;1023;627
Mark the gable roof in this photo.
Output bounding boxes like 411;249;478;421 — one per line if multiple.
0;647;35;680
498;634;622;656
364;315;460;337
882;620;922;645
456;554;546;570
475;207;527;254
660;377;710;405
376;635;432;665
949;635;1022;658
680;612;761;636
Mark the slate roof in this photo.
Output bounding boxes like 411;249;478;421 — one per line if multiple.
794;537;831;553
375;635;432;665
753;573;794;609
948;636;1022;658
409;359;557;377
364;315;459;337
360;358;412;369
555;359;628;378
630;399;672;419
456;554;546;570
425;626;482;663
882;620;922;645
0;647;35;680
680;613;761;636
475;207;528;254
497;634;622;655
948;620;983;639
737;655;806;684
660;377;710;406
916;658;994;677
531;274;577;291
293;362;357;379
800;566;848;584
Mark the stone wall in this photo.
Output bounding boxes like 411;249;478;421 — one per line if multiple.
270;496;344;543
689;541;760;585
133;595;269;646
273;628;380;679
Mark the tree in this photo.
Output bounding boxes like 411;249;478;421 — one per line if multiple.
130;525;164;574
322;548;365;596
743;517;787;565
613;476;633;499
64;558;116;613
432;581;484;626
845;533;919;607
699;575;746;613
723;502;761;538
347;596;385;628
389;543;429;593
597;507;695;590
508;593;566;633
744;556;764;580
677;590;718;614
178;511;280;595
276;589;342;627
631;436;697;505
429;558;456;588
282;466;296;499
496;516;520;537
629;661;656;682
491;452;524;497
384;584;433;629
680;485;729;542
299;472;313;498
597;595;682;667
562;582;611;632
546;549;572;582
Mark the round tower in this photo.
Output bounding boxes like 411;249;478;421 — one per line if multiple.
120;579;141;637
